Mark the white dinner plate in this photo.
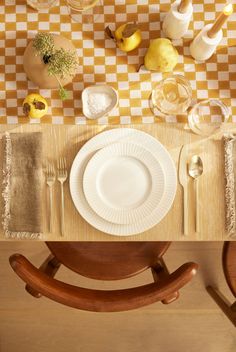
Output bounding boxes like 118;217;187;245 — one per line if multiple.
83;142;165;225
69;128;177;236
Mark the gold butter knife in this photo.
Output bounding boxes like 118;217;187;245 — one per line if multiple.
178;145;189;236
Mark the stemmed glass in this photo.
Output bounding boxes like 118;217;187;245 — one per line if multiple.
151;74;229;135
151;74;192;116
66;0;103;24
27;0;58;10
187;99;229;136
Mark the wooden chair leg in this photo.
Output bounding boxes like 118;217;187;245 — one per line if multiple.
206;286;236;327
151;258;179;304
25;255;61;298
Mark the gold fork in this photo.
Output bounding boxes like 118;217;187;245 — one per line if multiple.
46;163;55;233
57;158;68;237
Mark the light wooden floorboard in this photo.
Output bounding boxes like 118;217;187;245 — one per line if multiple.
0;242;236;352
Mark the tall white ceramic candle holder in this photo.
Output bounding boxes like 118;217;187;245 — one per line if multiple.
189;24;223;61
190;3;233;61
162;0;193;40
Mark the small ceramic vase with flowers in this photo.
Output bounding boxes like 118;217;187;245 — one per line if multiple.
23;32;79;100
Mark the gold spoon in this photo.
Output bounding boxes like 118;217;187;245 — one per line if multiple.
188;155;203;233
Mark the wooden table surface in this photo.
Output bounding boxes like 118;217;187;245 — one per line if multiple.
0;123;234;241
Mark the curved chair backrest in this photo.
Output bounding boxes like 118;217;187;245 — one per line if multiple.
223;242;236;297
206;242;236;327
10;253;198;312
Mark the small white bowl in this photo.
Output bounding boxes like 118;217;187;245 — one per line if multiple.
82;85;118;120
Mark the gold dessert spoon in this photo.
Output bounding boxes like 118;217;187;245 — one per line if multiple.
188;155;203;234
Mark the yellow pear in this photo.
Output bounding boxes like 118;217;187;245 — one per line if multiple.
144;38;178;72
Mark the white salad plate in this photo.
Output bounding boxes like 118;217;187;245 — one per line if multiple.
83;142;165;225
69;128;177;236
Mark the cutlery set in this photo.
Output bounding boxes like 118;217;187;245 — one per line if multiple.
179;145;203;236
45;158;68;236
43;137;204;238
44;137;202;238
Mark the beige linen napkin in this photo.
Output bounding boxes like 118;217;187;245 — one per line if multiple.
224;134;236;237
2;132;43;239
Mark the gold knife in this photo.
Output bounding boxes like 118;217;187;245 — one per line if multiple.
178;144;189;236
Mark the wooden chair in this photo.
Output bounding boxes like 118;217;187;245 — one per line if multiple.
207;242;236;327
9;242;198;312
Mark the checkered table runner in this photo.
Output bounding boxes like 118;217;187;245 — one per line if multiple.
0;0;236;124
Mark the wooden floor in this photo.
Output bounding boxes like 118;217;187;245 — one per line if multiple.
0;241;236;352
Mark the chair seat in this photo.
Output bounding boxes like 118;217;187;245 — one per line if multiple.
46;242;170;280
223;242;236;297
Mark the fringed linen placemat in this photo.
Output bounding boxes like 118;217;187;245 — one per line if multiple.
2;132;43;239
224;134;236;237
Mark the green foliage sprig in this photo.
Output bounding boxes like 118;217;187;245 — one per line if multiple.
33;33;79;100
47;48;78;79
33;32;55;60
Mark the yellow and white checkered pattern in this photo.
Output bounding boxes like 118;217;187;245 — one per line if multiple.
0;0;236;124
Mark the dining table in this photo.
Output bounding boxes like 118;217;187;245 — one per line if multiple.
0;122;234;241
0;0;236;124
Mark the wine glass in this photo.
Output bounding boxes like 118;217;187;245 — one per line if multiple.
188;99;230;136
151;75;192;116
66;0;103;24
27;0;58;10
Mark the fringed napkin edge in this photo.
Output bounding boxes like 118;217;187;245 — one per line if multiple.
224;133;236;237
2;132;42;239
